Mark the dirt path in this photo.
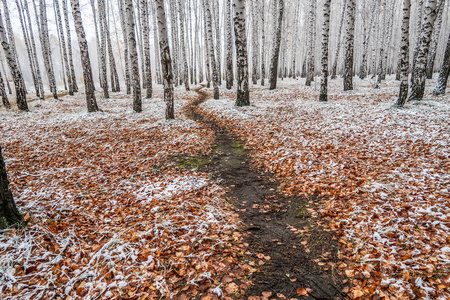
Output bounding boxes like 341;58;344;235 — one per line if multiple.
185;88;348;299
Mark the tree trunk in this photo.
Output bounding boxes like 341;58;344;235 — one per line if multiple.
203;10;211;88
170;0;179;87
54;0;73;95
212;0;221;85
411;0;424;76
225;0;233;89
343;0;355;91
331;0;346;80
105;0;120;92
97;0;109;98
432;33;450;95
426;0;444;79
0;68;9;108
178;0;190;91
260;0;265;86
151;1;162;85
70;0;99;112
62;0;78;93
394;0;411;107
269;0;284;90
141;0;152;97
305;0;316;86
0;10;28;111
89;0;102;89
118;0;131;94
360;0;376;79
204;0;219;99
233;0;249;106
53;0;68;91
408;0;440;101
0;146;24;230
375;0;387;87
38;0;58;99
125;0;141;112
251;1;259;85
155;0;174;119
319;0;330;102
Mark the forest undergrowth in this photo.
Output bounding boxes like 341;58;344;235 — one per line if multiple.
199;76;450;299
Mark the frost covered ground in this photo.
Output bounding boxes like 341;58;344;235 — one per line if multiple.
0;88;251;299
200;76;450;299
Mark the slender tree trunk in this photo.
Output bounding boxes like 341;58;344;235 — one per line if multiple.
38;0;58;99
204;0;219;99
53;0;67;91
426;0;444;79
89;0;102;89
343;0;355;91
97;0;109;98
125;0;141;112
394;0;411;107
251;1;259;85
233;0;249;106
141;0;152;97
360;0;376;79
331;0;346;80
305;0;316;86
319;0;330;102
119;0;131;94
170;0;179;86
432;33;450;95
178;0;189;91
105;1;120;92
370;1;380;78
0;146;24;230
203;10;211;88
212;0;221;85
0;68;9;108
16;0;40;98
54;0;73;95
225;0;233;89
155;0;174;119
375;0;387;87
0;10;28;111
70;0;99;112
0;54;11;94
269;0;284;90
62;0;78;93
411;0;424;76
408;0;441;101
151;1;162;85
260;0;266;86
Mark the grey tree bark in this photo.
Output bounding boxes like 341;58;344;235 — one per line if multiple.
97;0;109;98
225;0;233;89
233;0;249;106
331;0;346;80
0;146;25;230
204;0;219;99
0;9;28;111
319;0;330;102
411;0;424;76
394;0;411;107
70;0;99;112
155;0;174;119
141;0;152;98
0;68;9;108
38;0;58;99
125;0;141;112
269;0;284;90
426;0;444;79
170;0;179;86
89;0;102;89
62;0;78;93
343;0;355;91
408;0;441;101
360;0;376;79
151;1;162;85
305;0;316;86
118;0;131;94
178;0;190;91
260;0;266;86
105;0;120;92
432;33;450;95
54;0;73;95
212;0;221;85
251;1;259;85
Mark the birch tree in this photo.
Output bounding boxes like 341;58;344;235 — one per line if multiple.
426;0;445;79
0;146;25;230
408;0;441;101
141;0;152;98
38;0;58;99
54;0;73;95
98;0;109;98
331;0;346;80
225;0;233;89
155;0;174;119
343;0;355;91
360;0;376;79
0;68;9;108
432;33;450;95
204;0;219;99
105;1;120;92
62;0;78;93
70;0;99;112
233;0;249;106
251;1;259;85
269;0;284;90
394;0;411;107
119;0;131;94
260;0;266;86
0;8;28;111
125;0;141;112
305;0;316;86
319;0;331;102
178;0;189;91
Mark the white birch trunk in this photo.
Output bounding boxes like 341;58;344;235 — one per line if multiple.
125;0;141;112
319;0;330;102
204;0;219;99
394;0;411;107
343;0;355;91
233;0;249;106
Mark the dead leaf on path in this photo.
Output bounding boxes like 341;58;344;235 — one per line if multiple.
297;287;308;296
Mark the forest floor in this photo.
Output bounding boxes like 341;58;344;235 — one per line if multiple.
0;76;449;300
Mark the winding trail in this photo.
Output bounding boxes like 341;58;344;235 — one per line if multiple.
186;87;348;299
